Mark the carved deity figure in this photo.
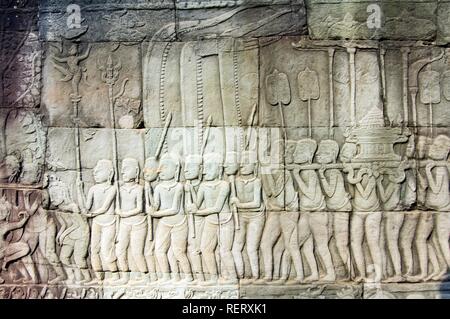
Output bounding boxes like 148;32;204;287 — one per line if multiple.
184;154;205;282
116;158;147;284
0;196;31;284
316;140;352;278
52;44;91;98
48;175;91;284
77;159;119;284
192;152;237;285
345;163;383;283
377;166;406;282
231;151;265;284
293;138;335;282
151;153;193;283
424;135;450;276
258;140;302;284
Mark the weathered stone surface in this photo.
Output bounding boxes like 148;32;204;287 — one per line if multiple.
306;0;437;41
42;42;141;128
176;4;307;41
0;1;450;300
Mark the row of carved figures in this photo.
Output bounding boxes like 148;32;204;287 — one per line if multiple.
0;134;449;286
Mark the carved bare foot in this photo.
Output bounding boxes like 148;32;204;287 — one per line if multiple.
83;278;101;286
270;278;287;285
253;277;271;285
48;275;65;285
353;276;365;283
430;271;448;281
239;278;255;285
320;274;336;283
382;275;404;283
218;278;238;285
304;274;319;283
406;275;424;283
285;278;303;285
179;275;194;284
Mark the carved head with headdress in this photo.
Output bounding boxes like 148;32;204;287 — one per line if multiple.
294;138;317;164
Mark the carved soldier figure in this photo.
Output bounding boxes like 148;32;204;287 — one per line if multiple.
151;153;193;283
22;187;66;285
316;140;352;278
115;158;147;284
184;154;205;282
424;135;450;277
78;159;120;284
293;138;335;282
48;175;91;284
143;157;159;282
345;164;383;283
377;166;406;282
0;196;31;284
258;140;303;284
192;152;237;285
231;151;265;283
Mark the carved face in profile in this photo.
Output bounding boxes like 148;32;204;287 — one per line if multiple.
121;159;139;183
143;157;159;182
159;157;178;181
184;156;201;180
93;160;113;184
240;151;257;175
294;139;317;164
284;141;297;165
340;143;357;163
316;140;339;164
224;152;239;176
429;135;450;161
203;154;222;181
0;155;20;182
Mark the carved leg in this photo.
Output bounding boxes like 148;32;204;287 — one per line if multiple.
255;212;281;284
187;218;205;282
365;212;383;283
384;212;405;282
280;212;304;284
400;212;419;278
334;213;351;279
435;213;450;268
231;218;247;279
74;235;90;283
351;213;366;282
410;212;434;282
154;222;172;282
128;223;148;284
115;222;131;273
298;213;317;282
309;212;336;282
218;218;238;284
171;221;193;282
100;223;119;284
245;215;265;282
144;233;157;283
200;221;219;284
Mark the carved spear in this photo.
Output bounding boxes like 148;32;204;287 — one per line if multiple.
100;55;129;210
298;67;320;138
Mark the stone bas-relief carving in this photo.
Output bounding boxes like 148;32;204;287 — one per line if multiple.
2;1;450;299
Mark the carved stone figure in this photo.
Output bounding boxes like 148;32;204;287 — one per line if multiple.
345;164;383;283
116;158;147;284
77;159;119;284
192;153;237;285
151;154;192;283
317;140;352;278
184;154;205;282
0;197;31;284
231;151;265;284
293;139;335;282
258;140;302;284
